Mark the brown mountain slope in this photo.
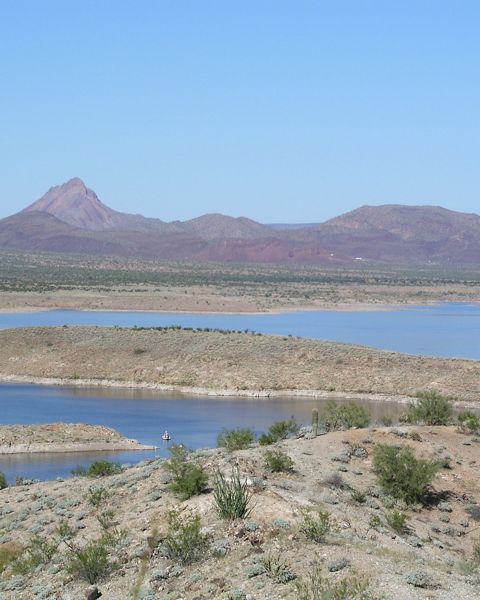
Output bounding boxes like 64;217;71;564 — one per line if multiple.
23;178;184;234
4;180;480;265
291;204;480;264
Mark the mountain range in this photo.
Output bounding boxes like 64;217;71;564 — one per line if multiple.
1;177;480;266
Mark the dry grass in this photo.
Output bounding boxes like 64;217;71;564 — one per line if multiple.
0;327;478;404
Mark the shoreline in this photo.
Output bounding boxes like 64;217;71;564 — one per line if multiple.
0;299;469;316
1;373;478;410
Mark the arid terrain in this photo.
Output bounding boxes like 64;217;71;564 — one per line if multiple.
0;250;479;313
0;327;478;405
0;424;153;455
0;426;479;599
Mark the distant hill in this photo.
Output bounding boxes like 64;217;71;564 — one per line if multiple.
3;178;480;265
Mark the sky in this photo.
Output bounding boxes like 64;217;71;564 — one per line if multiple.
0;1;479;223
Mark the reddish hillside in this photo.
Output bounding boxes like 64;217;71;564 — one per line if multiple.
3;179;480;265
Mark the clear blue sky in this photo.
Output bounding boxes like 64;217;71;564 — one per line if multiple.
1;1;479;222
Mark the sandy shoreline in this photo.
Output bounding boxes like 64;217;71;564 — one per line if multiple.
0;300;455;315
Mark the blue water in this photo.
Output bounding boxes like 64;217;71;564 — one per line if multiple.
0;384;404;483
1;303;479;358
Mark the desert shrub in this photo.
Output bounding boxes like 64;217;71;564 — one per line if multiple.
164;445;208;500
261;553;296;583
299;509;331;543
320;400;370;431
0;542;23;574
0;472;7;490
87;485;111;507
264;449;294;473
86;461;122;477
406;390;453;425
161;510;210;565
66;537;116;584
466;505;480;522
350;488;366;504
296;564;377;600
373;444;441;504
73;461;121;478
259;416;299;445
322;472;347;489
385;509;409;534
217;427;255;452
56;520;75;540
13;535;58;574
457;411;480;434
97;509;117;530
213;468;252;520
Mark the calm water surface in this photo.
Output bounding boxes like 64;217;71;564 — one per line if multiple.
1;302;479;358
1;303;479;481
0;384;405;483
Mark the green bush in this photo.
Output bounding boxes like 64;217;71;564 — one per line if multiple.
161;510;210;565
73;461;121;478
66;537;116;584
0;472;7;489
261;553;296;583
406;390;453;425
213;467;252;520
457;411;480;434
259;417;299;445
320;400;370;431
264;449;294;473
13;535;58;574
299;509;331;543
217;427;255;452
87;486;111;507
385;509;409;534
373;444;441;504
164;445;208;500
296;565;378;600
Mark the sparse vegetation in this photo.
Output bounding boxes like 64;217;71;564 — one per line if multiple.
66;536;116;584
160;509;211;565
258;416;299;445
300;509;331;543
296;565;378;600
87;485;111;507
217;427;256;452
12;535;58;574
457;411;480;434
213;468;252;520
0;471;6;489
261;553;296;583
406;390;453;425
373;444;441;504
320;400;370;431
385;510;409;534
263;449;294;472
164;444;209;500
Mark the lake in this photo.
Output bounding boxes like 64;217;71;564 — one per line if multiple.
0;384;405;483
1;302;480;358
1;302;479;481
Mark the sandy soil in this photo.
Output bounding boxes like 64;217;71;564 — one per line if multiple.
0;327;478;405
0;426;479;599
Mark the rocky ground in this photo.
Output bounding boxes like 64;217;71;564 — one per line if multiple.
0;327;479;405
0;424;153;454
0;425;479;599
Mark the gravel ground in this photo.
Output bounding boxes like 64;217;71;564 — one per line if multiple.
0;426;479;599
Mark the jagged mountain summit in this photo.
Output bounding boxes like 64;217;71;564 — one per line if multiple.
2;178;480;265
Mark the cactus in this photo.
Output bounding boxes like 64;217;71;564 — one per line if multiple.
311;408;319;436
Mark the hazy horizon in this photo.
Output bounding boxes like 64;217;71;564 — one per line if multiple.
1;1;479;222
